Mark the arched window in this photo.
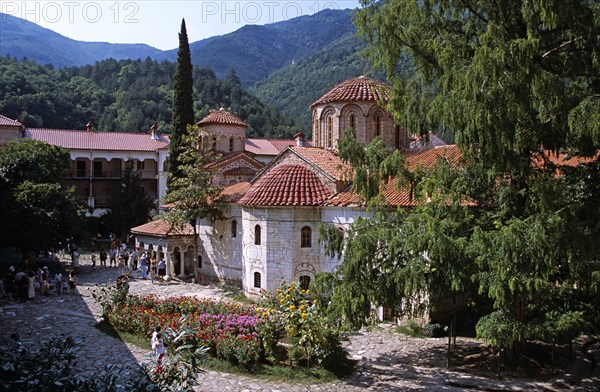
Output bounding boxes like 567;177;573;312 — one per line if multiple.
254;272;261;288
301;226;311;248
349;113;356;130
374;113;381;137
212;137;217;150
231;220;237;238
229;137;235;152
299;275;311;290
254;225;261;245
327;116;333;148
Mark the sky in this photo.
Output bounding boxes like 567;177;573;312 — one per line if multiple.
2;1;361;50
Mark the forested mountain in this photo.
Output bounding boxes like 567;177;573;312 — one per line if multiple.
0;9;356;86
0;13;164;67
0;56;300;138
252;33;383;130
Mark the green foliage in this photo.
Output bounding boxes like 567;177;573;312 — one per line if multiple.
92;282;129;317
147;320;209;392
169;19;196;186
163;125;224;229
0;139;86;261
476;310;526;349
0;334;157;391
269;282;348;370
0;56;298;138
104;161;154;241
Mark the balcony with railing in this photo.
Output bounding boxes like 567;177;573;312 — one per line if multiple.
67;170;157;179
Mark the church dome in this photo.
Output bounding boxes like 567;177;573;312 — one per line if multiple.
311;76;389;108
197;108;247;127
239;164;331;206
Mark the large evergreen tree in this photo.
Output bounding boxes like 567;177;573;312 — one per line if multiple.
318;0;600;360
168;19;195;188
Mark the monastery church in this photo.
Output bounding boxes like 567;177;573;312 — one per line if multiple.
0;76;458;296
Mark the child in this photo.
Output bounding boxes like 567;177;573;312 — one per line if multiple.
154;332;166;373
68;271;76;294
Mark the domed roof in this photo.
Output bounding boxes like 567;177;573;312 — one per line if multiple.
311;76;389;108
197;108;247;127
239;164;331;206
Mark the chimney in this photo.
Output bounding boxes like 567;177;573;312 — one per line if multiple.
294;132;305;147
86;121;93;132
150;123;159;140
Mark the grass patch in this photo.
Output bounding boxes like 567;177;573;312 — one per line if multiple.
95;319;151;350
199;356;339;384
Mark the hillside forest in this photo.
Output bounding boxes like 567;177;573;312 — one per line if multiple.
0;56;302;138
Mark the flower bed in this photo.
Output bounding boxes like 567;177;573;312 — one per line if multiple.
104;294;264;367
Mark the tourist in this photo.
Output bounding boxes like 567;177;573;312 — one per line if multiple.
35;268;42;294
157;258;166;282
15;269;27;300
149;258;157;284
27;270;36;300
154;332;166;373
91;252;97;270
131;248;139;271
42;266;50;295
118;256;125;275
5;266;15;300
151;325;162;354
140;254;148;280
68;271;76;294
99;249;107;269
54;271;63;295
72;250;80;267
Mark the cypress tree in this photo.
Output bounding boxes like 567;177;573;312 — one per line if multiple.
169;18;195;189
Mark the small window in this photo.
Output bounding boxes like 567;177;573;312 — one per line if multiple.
231;220;237;238
327;116;333;148
93;161;102;177
212;137;217;150
301;226;311;248
349;114;356;130
314;120;319;145
374;113;381;137
198;255;202;268
136;160;145;171
76;161;86;177
254;272;261;288
254;225;261;245
229;137;235;152
299;275;311;290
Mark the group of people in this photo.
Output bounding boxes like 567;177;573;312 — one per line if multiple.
0;265;77;300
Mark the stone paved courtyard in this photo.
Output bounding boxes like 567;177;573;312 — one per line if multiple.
1;255;599;391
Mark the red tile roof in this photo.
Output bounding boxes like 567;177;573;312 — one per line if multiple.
223;167;258;176
290;146;352;180
239;164;331;206
244;138;307;156
311;76;390;108
0;115;22;127
326;146;463;207
27;128;169;151
221;181;251;202
130;219;194;237
197;108;247;127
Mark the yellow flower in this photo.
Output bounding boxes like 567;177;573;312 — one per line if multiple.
306;289;310;293
289;305;296;311
301;289;306;293
255;308;261;313
301;313;308;319
262;312;268;318
280;299;285;304
278;292;283;297
285;294;291;299
299;305;305;311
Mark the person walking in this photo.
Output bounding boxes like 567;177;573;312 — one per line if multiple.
99;249;107;269
54;271;63;295
140;253;148;280
154;332;166;373
68;271;76;294
27;270;36;299
91;252;97;270
157;258;166;282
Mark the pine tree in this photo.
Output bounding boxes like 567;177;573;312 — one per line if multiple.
169;18;195;189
